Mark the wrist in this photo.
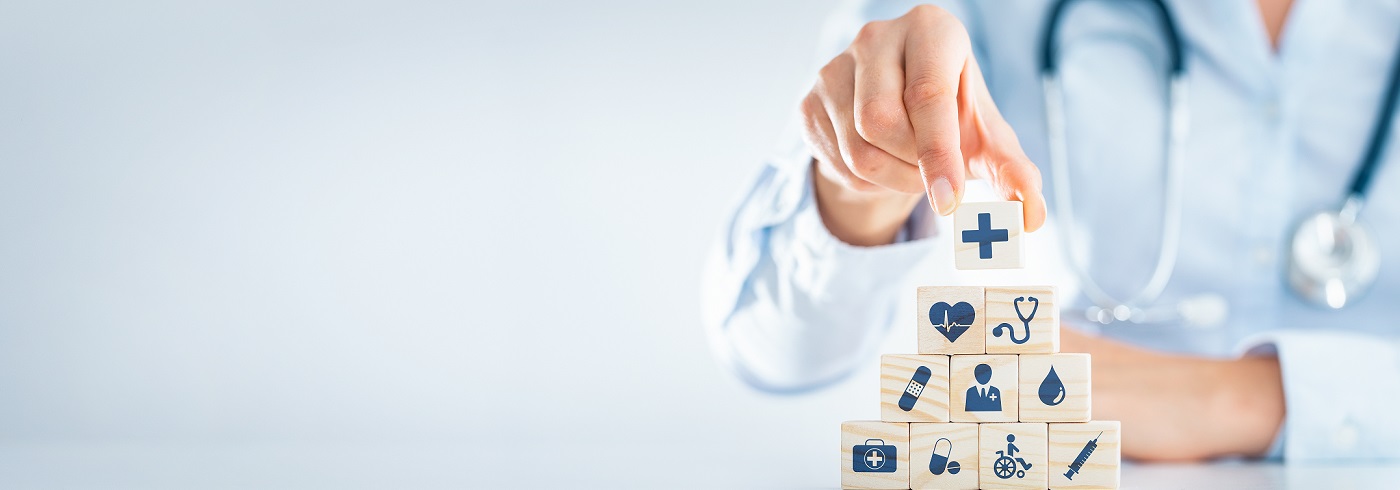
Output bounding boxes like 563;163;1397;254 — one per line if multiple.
810;160;922;247
1205;357;1285;457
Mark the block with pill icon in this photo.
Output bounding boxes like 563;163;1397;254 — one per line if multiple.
1049;421;1121;489
909;422;980;490
949;355;1019;423
917;286;987;355
984;286;1060;354
953;201;1025;270
979;423;1048;490
1019;353;1091;422
842;421;911;489
880;354;951;423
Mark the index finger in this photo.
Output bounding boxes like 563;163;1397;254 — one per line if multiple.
901;15;972;216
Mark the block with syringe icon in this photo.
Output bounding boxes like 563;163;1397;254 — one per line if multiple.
842;202;1120;489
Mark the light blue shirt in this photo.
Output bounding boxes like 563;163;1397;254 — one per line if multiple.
703;0;1400;461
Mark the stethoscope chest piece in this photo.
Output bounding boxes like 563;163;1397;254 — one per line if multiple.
1287;207;1380;309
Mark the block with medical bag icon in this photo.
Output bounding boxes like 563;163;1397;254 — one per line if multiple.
1049;421;1120;489
841;421;910;489
979;423;1048;490
909;422;980;490
880;354;950;422
949;355;1019;423
985;286;1059;354
1019;353;1091;422
953;201;1025;270
917;286;986;355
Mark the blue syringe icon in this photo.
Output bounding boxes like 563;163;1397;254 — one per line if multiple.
1063;432;1103;480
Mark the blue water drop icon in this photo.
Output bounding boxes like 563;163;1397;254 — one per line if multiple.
1039;366;1066;406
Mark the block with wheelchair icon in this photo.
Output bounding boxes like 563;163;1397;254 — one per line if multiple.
841;421;910;489
909;422;979;490
979;423;1049;490
948;355;1019;423
985;286;1059;354
1019;353;1091;423
880;355;951;422
1049;421;1120;490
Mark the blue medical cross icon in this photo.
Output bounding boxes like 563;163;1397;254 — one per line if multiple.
961;212;1008;259
865;448;885;468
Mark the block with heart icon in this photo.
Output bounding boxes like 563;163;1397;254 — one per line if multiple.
917;286;986;355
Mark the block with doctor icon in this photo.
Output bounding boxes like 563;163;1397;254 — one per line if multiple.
949;355;1019;423
985;286;1059;354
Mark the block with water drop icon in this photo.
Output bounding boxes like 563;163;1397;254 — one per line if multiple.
1018;353;1092;422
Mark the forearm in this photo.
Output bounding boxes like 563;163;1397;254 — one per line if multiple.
812;159;923;247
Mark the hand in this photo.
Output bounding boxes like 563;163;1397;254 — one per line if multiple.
801;5;1048;246
1061;328;1285;461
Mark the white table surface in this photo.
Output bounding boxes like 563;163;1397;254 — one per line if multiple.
2;441;1396;489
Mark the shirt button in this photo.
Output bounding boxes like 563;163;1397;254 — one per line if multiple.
1253;246;1274;265
1333;422;1359;450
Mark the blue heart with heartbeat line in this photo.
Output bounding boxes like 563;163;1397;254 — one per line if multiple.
928;301;975;343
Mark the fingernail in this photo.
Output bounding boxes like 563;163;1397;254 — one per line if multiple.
931;177;955;215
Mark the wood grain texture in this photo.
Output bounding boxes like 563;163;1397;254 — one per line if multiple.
1019;354;1091;422
841;421;910;489
985;286;1059;354
979;423;1048;490
909;422;980;490
949;355;1019;423
916;286;986;355
881;355;951;422
1049;421;1121;489
953;201;1025;270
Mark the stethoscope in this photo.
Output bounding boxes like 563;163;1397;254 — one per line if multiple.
1040;0;1400;326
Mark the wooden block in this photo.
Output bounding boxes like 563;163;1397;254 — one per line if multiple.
881;355;951;422
916;286;986;355
985;286;1059;354
1019;354;1091;422
841;421;910;489
953;201;1025;270
909;423;980;490
948;355;1018;423
1049;421;1121;489
979;423;1048;490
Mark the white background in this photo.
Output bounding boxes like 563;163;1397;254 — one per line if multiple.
0;1;905;487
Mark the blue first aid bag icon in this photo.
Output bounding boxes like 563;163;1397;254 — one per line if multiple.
853;439;897;473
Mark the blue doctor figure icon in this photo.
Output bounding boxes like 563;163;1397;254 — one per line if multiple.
965;363;1001;412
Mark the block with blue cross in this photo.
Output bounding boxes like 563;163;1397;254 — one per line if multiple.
953;201;1025;270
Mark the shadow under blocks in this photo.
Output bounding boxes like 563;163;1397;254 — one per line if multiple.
842;201;1120;489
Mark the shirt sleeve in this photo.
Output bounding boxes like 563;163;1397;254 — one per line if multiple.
700;0;983;393
1238;331;1400;461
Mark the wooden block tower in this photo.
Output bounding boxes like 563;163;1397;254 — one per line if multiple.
842;201;1121;490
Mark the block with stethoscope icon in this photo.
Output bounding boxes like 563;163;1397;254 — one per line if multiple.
880;355;951;422
985;286;1060;354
